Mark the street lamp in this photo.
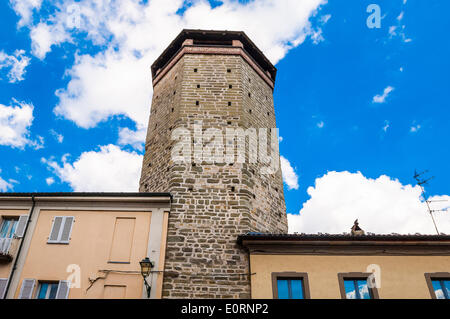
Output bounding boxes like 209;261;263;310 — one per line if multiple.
140;257;154;298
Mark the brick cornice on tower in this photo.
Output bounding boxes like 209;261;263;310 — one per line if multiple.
151;29;277;89
153;44;275;89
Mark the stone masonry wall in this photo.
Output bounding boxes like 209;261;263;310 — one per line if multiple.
140;51;287;298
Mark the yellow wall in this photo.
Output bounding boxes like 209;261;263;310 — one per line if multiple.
14;209;157;299
0;209;29;278
250;254;450;299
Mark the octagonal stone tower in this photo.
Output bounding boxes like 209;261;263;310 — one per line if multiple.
140;29;288;298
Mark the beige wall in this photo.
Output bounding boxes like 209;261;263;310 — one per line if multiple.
13;208;168;299
0;209;29;278
250;254;450;299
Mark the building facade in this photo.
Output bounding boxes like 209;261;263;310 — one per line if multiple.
238;233;450;299
139;29;288;298
0;193;171;299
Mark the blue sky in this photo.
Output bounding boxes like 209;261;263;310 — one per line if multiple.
0;0;449;234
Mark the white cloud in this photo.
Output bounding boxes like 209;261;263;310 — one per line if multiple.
49;129;64;143
14;0;328;148
42;144;143;192
9;0;42;27
45;177;55;185
372;86;394;103
280;155;299;190
388;2;412;43
288;171;450;234
0;50;31;83
0;170;14;192
0;99;42;149
320;14;331;24
410;124;421;133
310;14;331;45
30;22;71;59
118;126;147;151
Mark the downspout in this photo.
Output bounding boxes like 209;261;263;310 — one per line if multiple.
4;195;36;299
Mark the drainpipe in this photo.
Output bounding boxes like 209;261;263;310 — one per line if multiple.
3;195;36;299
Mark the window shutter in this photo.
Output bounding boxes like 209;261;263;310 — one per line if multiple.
59;217;74;243
0;278;8;299
18;279;36;299
56;280;70;299
14;215;29;238
48;217;63;243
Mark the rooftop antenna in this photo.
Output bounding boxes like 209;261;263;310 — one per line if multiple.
413;169;447;235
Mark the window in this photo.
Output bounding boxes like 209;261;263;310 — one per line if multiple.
431;280;450;299
0;217;22;255
18;279;70;299
0;218;18;238
103;285;126;299
272;272;310;299
37;282;59;299
425;273;450;299
109;217;136;263
343;279;372;299
338;273;379;299
48;216;74;244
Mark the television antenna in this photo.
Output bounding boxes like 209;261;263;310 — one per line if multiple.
413;170;447;235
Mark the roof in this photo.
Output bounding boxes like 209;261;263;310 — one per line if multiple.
237;232;450;245
238;233;450;256
151;29;277;80
0;192;172;201
0;192;172;203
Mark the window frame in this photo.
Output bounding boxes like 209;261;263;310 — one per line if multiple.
424;272;450;299
338;272;379;299
271;272;311;299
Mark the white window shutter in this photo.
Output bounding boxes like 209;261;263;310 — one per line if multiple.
18;279;36;299
48;216;64;243
56;280;70;299
14;215;29;238
59;217;74;243
0;278;8;299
